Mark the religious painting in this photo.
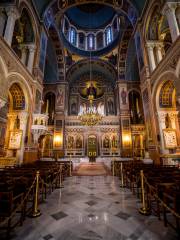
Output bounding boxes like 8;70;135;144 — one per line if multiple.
57;87;64;108
70;96;78;115
35;90;41;113
163;129;177;149
67;136;74;149
103;135;110;149
111;135;118;149
107;97;114;115
8;130;23;150
76;135;83;149
39;30;48;72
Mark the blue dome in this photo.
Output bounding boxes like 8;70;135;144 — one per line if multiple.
66;4;115;30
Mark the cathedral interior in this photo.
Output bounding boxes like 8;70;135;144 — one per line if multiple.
0;0;180;239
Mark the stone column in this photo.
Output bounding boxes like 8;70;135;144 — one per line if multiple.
27;44;36;73
146;42;156;72
0;8;7;36
162;3;180;42
21;45;27;65
155;42;164;64
4;7;20;46
0;98;6;109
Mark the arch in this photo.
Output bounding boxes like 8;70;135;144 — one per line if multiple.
6;72;33;111
152;71;179;111
9;83;25;111
18;0;40;43
159;81;175;109
43;1;138;29
0;56;8;100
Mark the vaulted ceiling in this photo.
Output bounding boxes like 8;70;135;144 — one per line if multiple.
32;0;147;18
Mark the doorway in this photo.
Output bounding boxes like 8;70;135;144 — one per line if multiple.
87;135;97;162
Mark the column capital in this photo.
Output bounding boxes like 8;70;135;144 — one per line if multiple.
146;41;155;49
27;44;36;52
0;98;6;109
5;6;20;20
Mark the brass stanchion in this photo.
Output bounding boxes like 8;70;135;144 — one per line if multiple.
120;162;124;188
30;171;41;217
139;170;150;215
69;154;72;177
112;158;115;176
59;164;64;188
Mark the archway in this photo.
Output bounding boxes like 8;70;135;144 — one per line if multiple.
5;82;29;163
88;135;97;162
155;80;178;154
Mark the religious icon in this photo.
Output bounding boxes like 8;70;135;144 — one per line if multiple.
9;130;23;149
165;113;172;129
14;115;20;130
121;88;127;105
76;136;83;149
103;136;110;148
57;88;64;106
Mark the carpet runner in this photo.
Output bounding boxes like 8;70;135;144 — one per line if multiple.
73;162;110;176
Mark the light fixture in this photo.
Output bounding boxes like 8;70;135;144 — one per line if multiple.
78;51;103;126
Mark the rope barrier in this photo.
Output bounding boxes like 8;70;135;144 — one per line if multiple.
0;177;36;227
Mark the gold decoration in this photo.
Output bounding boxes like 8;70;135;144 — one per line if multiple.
78;94;103;126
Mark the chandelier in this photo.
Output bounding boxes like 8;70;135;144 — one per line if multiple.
77;8;103;126
78;94;103;126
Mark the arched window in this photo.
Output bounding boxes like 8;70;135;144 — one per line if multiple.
159;81;174;108
105;26;113;45
88;34;95;50
69;27;76;45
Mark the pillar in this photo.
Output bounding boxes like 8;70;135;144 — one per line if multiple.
155;42;164;64
146;42;156;72
4;7;20;46
27;44;36;73
21;45;27;65
162;3;180;42
103;32;106;47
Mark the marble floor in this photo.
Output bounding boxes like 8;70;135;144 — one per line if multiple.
9;176;178;240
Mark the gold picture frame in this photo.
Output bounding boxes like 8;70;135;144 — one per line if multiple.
163;129;177;149
8;130;23;150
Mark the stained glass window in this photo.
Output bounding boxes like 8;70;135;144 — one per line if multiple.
106;26;113;45
69;27;76;45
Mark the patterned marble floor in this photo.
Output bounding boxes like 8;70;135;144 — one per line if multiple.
9;176;178;240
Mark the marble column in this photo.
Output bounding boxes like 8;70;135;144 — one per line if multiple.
155;42;163;64
146;42;156;72
85;35;88;50
4;7;20;46
21;45;27;65
162;3;180;42
27;44;36;73
0;8;7;36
